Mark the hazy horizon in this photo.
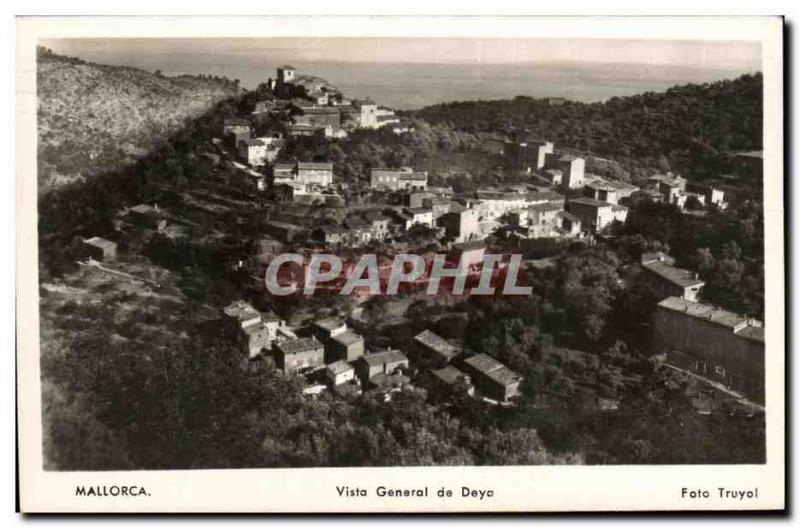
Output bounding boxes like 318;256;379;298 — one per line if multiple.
41;38;761;109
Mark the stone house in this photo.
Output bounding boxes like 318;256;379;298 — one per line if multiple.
326;360;355;386
275;337;325;375
354;349;409;385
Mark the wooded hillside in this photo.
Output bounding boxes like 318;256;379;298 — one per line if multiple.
414;73;763;178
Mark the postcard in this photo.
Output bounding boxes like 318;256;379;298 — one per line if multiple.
15;15;784;512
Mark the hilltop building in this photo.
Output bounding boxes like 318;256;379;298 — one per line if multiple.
505;137;554;172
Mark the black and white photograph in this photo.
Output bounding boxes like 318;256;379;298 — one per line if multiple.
14;15;785;513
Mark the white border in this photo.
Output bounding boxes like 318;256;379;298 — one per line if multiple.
15;16;784;513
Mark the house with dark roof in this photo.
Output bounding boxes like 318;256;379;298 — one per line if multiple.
654;296;765;404
461;353;522;403
414;330;461;367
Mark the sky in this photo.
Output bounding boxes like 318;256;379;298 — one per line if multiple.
43;37;762;71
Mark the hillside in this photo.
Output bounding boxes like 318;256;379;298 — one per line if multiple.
412;73;763;179
37;47;242;193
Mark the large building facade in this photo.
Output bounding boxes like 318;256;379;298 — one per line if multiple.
653;296;765;404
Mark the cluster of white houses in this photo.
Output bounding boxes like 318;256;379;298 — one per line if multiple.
223;300;521;403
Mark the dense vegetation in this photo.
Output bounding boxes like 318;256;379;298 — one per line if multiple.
414;73;763;180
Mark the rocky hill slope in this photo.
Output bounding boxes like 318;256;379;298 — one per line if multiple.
37;47;241;193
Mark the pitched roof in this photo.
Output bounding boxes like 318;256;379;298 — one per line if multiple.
273;163;296;172
463;353;504;375
359;349;408;366
484;365;522;387
276;337;323;355
414;330;460;360
642;260;705;289
224;117;250;126
313;317;346;332
529;202;563;214
331;330;364;347
326;359;353;375
129;204;158;215
84;237;117;250
568;197;613;208
223;300;261;322
298;161;333;171
431;365;471;385
557;210;581;223
399;172;428;181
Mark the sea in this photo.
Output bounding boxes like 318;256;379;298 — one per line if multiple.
42;43;757;110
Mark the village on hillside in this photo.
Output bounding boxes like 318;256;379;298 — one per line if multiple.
74;64;765;421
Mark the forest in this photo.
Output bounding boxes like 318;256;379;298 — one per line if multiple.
414;73;763;180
